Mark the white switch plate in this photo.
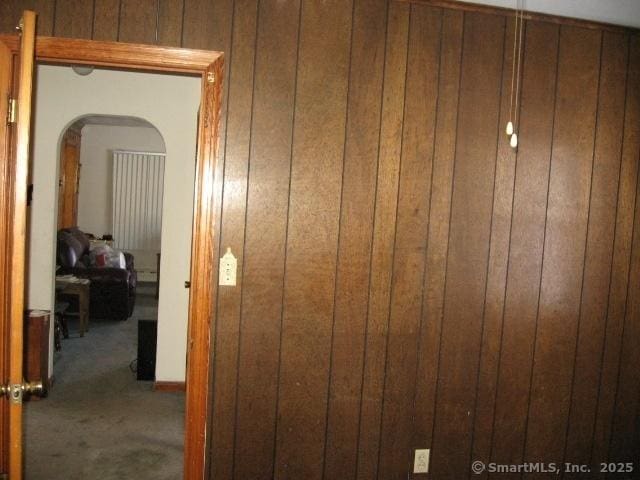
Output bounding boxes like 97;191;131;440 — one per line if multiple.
413;449;430;474
219;247;237;286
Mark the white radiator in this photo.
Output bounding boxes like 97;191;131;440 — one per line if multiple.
112;150;165;252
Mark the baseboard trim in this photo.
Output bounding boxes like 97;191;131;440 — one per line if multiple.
153;381;186;392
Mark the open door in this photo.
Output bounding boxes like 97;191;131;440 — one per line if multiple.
0;10;40;480
57;127;81;229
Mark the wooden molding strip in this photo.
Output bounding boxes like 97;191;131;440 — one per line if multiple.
153;381;186;392
0;35;222;74
395;0;639;33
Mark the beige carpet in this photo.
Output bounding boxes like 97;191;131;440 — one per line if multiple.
24;283;184;480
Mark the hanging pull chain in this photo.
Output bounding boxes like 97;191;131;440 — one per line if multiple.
506;0;524;149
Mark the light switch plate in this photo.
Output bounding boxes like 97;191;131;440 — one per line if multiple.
219;247;237;286
413;449;430;474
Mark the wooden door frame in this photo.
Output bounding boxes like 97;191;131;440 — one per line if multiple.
0;32;224;480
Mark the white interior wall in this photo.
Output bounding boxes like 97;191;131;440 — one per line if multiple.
453;0;640;28
78;124;165;277
29;65;200;382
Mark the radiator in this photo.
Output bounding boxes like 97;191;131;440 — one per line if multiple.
112;150;165;252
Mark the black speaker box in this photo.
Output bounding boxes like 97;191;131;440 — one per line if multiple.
137;319;157;381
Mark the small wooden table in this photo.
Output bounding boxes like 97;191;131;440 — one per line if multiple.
53;301;69;350
55;276;90;337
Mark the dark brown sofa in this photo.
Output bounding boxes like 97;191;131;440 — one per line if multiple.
56;227;136;320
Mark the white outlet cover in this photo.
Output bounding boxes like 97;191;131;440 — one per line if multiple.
413;449;430;474
219;247;237;286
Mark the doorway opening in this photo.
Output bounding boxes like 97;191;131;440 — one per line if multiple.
23;63;200;479
0;26;222;479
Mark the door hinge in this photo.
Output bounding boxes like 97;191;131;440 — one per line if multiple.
6;96;16;125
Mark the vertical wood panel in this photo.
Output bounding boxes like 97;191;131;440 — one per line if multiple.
157;0;184;46
273;0;352;477
607;34;640;469
430;11;504;477
490;20;559;473
0;1;21;34
183;0;230;50
591;35;640;475
563;31;628;473
182;0;234;227
523;25;601;474
470;16;516;473
54;0;93;38
411;7;463;459
355;3;409;479
209;1;258;479
0;0;54;35
118;0;157;44
93;0;120;41
34;0;56;35
377;4;440;478
322;0;387;478
232;1;300;479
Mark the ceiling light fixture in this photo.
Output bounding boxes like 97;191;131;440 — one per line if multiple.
71;64;94;76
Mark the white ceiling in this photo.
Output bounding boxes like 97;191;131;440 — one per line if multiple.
454;0;640;28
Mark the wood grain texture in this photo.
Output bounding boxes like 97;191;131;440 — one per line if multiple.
153;381;186;392
355;3;409;479
118;0;157;43
92;0;120;41
0;2;20;34
231;1;300;479
429;11;504;478
157;0;184;46
376;4;440;478
33;0;55;35
411;7;463;462
0;37;14;477
0;35;221;73
490;20;560;475
2;2;640;479
8;12;36;479
606;33;640;470
209;1;257;479
57;128;81;229
322;0;386;478
54;0;94;38
522;25;601;478
273;0;352;478
184;56;225;480
591;32;640;475
563;31;628;475
0;1;54;36
470;15;516;475
183;0;233;245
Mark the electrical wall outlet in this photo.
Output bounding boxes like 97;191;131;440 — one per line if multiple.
413;449;430;474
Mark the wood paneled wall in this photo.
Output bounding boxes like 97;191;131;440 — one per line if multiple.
2;1;640;478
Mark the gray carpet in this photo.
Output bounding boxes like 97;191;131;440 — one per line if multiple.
24;283;184;480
